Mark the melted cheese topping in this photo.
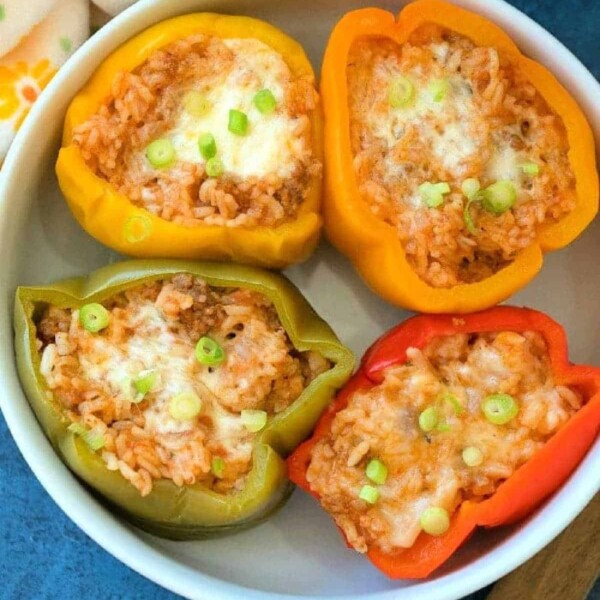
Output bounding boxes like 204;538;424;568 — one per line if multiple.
72;302;256;458
368;62;481;182
306;331;580;554
347;31;576;289
168;38;305;179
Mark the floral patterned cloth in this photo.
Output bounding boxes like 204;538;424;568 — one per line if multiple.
0;0;138;164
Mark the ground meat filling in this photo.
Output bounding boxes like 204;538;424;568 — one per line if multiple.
73;35;320;228
37;275;329;496
347;25;576;288
306;331;581;554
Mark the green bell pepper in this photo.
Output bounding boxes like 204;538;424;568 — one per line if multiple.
14;259;355;539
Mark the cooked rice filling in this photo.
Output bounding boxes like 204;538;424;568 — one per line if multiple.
37;275;329;496
73;35;320;227
306;331;581;554
347;25;576;288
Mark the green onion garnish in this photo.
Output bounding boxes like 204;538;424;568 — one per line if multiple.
366;459;388;485
388;76;415;108
67;422;105;451
195;336;225;366
359;484;380;504
461;178;481;200
461;178;481;234
462;446;484;467
205;157;224;178
419;181;451;208
480;180;517;214
253;88;277;114
79;303;109;333
123;214;152;244
418;406;439;432
211;456;226;478
169;391;203;421
521;162;540;176
440;392;464;415
145;139;176;169
428;78;450;102
183;91;211;117
482;393;519;425
133;369;158;396
419;506;450;536
463;197;478;234
198;133;217;160
436;422;452;432
228;109;249;136
241;409;268;433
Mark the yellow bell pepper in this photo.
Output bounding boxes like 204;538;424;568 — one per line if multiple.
56;14;323;269
321;1;598;313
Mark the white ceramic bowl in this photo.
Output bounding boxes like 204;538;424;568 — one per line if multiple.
1;1;599;598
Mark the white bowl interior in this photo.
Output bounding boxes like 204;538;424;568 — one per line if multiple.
0;0;599;599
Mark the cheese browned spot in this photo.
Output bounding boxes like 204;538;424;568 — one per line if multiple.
306;331;580;554
347;25;575;288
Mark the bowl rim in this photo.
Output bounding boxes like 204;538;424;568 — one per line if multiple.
0;0;598;598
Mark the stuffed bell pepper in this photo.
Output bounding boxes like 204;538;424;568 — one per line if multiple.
289;307;600;577
322;0;598;312
56;14;323;268
14;260;354;539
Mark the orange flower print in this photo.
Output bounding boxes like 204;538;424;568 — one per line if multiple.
0;60;56;129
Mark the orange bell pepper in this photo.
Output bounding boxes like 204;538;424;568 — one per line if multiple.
56;14;323;269
288;306;600;578
321;1;598;313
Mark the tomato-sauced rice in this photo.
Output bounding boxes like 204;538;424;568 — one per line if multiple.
306;330;581;554
347;25;575;288
37;275;329;496
73;35;320;227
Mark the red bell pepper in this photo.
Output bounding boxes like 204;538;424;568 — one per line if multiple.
288;306;600;578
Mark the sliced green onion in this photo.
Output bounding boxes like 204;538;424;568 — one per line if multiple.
79;303;109;333
436;421;452;432
118;377;137;403
184;91;210;116
123;214;152;244
389;76;415;108
211;456;226;478
195;336;225;366
461;178;481;200
198;133;217;160
521;162;540;176
67;422;105;451
418;406;439;432
366;459;388;485
462;446;484;467
482;393;519;425
420;507;450;536
429;78;450;102
359;484;380;504
60;37;73;54
463;197;478;234
146;138;176;169
205;157;224;178
133;369;158;396
169;391;202;421
228;109;249;136
241;409;268;433
440;392;464;415
253;88;277;114
461;178;482;234
419;181;451;208
480;180;517;214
